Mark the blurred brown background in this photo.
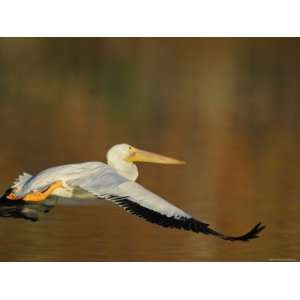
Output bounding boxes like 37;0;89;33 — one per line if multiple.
0;38;300;261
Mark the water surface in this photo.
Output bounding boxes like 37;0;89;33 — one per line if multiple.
0;38;300;261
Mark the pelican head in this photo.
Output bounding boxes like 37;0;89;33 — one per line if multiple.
106;143;185;181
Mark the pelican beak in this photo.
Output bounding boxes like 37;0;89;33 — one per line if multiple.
126;147;185;165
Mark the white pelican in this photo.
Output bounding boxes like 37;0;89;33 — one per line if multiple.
0;143;265;241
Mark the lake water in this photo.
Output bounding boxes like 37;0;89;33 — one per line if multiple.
0;38;300;261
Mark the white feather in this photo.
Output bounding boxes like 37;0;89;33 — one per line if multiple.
11;172;32;192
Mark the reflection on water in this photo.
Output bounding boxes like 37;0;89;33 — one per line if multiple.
0;38;300;261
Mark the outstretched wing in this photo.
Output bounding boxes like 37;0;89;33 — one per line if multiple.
68;171;265;242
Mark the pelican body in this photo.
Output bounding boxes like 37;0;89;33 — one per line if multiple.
0;144;265;241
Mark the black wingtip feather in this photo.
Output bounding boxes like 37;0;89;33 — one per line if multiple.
217;222;266;242
111;196;266;242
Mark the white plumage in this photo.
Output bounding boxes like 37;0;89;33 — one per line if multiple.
1;143;265;241
13;160;190;219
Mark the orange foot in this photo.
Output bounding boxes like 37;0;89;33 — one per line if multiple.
23;181;64;202
7;192;18;200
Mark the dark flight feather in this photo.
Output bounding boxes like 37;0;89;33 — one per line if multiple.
110;195;265;242
0;189;265;241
